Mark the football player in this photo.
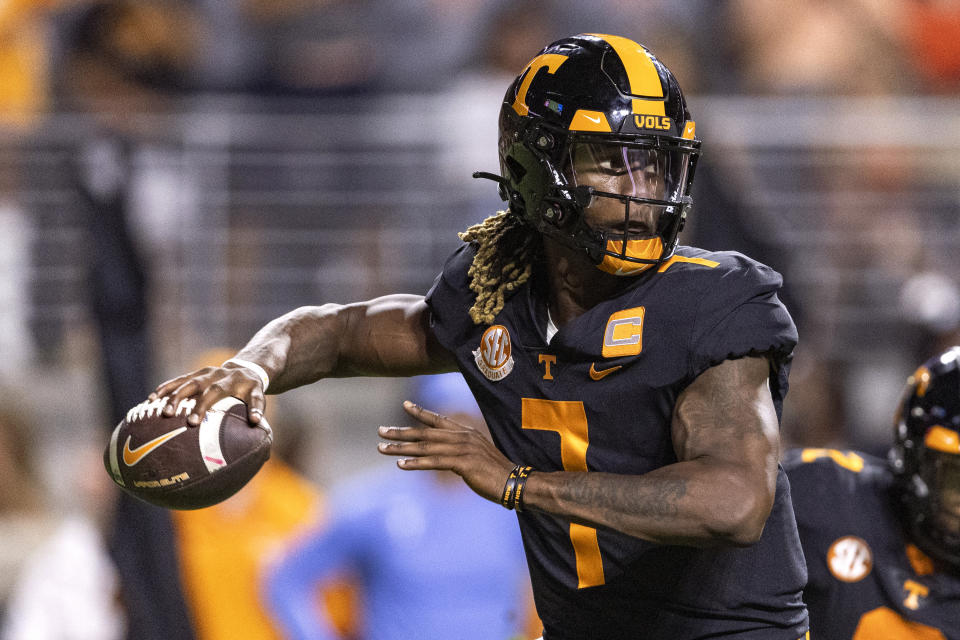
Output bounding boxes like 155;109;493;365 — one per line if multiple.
153;34;809;639
784;347;960;639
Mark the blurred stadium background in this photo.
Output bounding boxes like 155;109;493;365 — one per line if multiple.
1;0;959;638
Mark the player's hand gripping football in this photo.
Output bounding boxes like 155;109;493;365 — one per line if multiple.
378;401;517;504
150;362;267;427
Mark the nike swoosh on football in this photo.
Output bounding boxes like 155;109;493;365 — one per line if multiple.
589;363;622;380
122;427;189;466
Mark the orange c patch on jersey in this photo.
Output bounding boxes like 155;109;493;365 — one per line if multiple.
601;307;645;358
473;325;514;381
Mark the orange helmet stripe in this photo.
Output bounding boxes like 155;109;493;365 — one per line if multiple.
587;34;666;117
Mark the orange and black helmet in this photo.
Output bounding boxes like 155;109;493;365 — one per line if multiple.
476;34;700;275
890;346;960;572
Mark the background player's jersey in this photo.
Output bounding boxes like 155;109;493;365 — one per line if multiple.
426;243;808;639
784;449;960;640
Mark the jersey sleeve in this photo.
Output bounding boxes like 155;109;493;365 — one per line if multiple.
424;242;480;352
686;253;797;419
688;253;798;376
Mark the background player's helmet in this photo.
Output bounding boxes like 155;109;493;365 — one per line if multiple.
890;346;960;572
480;34;700;276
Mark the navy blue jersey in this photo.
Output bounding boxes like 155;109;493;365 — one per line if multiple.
425;244;808;639
784;448;960;640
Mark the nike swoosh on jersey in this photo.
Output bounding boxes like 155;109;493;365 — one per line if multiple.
122;427;189;466
589;363;622;380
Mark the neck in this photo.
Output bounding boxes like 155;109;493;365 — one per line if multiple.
540;239;638;328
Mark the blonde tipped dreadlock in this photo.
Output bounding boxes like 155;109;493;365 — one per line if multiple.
459;211;540;325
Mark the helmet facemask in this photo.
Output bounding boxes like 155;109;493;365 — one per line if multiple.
910;443;960;564
489;120;699;276
559;137;695;275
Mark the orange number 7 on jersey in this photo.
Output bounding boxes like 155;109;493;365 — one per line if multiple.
522;398;605;588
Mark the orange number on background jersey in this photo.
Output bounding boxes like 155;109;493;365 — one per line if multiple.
853;607;945;639
801;447;865;473
521;398;605;588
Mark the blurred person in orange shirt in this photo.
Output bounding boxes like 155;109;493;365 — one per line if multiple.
0;0;59;128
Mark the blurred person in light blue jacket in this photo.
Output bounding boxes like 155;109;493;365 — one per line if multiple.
263;373;536;640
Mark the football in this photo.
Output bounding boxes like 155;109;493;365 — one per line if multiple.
103;395;272;510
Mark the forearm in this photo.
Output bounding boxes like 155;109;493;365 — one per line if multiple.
233;295;452;393
521;458;773;547
233;304;343;394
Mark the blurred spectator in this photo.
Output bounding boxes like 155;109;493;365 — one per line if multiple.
706;0;960;449
819;0;960;94
361;0;502;93
51;0;204;414
1;422;125;640
264;373;536;640
193;0;376;95
901;0;960;92
0;389;44;517
172;348;330;640
54;0;201;117
548;1;718;93
475;1;562;78
0;388;55;623
50;3;206;639
0;0;59;129
724;0;914;95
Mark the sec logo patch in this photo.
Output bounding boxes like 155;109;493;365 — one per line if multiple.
827;536;873;583
474;324;514;381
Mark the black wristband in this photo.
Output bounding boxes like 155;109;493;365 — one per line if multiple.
501;464;533;511
501;464;522;509
513;466;533;512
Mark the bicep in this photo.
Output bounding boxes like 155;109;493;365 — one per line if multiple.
338;294;456;376
671;356;780;482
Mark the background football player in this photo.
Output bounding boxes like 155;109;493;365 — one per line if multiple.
784;346;960;639
152;34;809;639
